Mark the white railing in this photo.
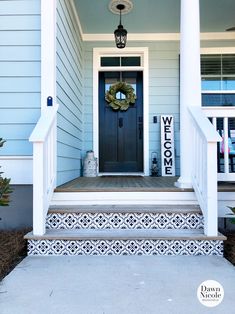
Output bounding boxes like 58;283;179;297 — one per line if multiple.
29;104;58;236
189;107;221;236
203;107;235;181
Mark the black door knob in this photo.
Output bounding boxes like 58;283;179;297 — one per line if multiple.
119;117;123;128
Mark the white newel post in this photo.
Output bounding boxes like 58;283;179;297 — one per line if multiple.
176;0;201;188
31;0;57;236
33;143;46;235
206;142;218;236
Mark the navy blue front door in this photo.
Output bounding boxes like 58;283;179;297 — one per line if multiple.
99;71;143;172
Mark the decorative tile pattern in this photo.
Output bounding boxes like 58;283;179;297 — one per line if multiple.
28;239;223;256
46;212;204;230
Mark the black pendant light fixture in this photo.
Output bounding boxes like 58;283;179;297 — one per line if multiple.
114;4;127;49
226;26;235;32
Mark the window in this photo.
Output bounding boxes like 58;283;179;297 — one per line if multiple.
201;54;235;106
101;56;141;67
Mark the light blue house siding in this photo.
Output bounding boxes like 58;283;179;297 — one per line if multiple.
0;0;41;156
56;0;84;186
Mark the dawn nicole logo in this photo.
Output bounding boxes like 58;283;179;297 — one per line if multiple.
197;280;224;307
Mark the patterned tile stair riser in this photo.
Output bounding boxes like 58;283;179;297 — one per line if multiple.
46;212;204;230
28;239;223;256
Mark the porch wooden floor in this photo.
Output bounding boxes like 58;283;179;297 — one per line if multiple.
55;176;182;192
55;176;235;193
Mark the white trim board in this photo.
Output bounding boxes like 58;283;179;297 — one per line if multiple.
83;32;235;42
93;47;149;176
201;47;235;54
51;191;235;216
70;0;84;38
51;191;198;206
0;156;33;184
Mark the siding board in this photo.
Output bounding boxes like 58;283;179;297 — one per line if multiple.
57;114;82;141
57;0;82;59
58;128;82;148
57;65;82;99
0;0;41;158
0;15;40;31
57;86;83;120
0;108;40;124
57;157;81;172
56;0;84;186
0;124;35;139
0;1;40;15
0;61;40;77
57;14;82;70
0;77;40;93
57;142;81;159
0;46;40;61
0;30;40;45
56;42;82;87
0;93;40;108
0;140;32;155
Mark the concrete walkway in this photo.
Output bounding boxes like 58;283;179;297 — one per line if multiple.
0;256;235;314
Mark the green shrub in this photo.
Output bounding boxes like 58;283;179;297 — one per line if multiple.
227;206;235;224
0;178;12;206
0;138;12;206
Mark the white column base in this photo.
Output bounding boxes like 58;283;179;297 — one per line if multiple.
175;177;193;189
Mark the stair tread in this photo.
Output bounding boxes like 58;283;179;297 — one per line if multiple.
25;228;226;241
48;204;202;214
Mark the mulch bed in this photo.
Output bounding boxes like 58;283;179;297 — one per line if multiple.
0;229;30;281
223;232;235;265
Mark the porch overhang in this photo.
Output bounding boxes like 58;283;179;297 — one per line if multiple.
73;0;235;38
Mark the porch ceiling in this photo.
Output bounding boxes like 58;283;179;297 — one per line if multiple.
74;0;235;34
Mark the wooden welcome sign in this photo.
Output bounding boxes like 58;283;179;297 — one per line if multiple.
160;115;175;176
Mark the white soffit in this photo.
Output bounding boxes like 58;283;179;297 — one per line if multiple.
82;32;235;42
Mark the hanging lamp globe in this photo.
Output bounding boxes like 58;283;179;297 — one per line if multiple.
114;4;127;49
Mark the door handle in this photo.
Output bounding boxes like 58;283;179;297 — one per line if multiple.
119;117;123;128
139;124;143;140
139;116;143;140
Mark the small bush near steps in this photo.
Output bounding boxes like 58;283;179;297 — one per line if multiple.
0;138;12;207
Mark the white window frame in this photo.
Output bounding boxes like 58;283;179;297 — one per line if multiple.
93;47;149;176
200;48;235;106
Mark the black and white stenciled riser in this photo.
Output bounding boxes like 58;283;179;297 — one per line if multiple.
27;239;223;256
46;211;204;230
26;206;225;256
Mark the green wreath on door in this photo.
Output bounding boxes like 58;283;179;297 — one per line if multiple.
105;81;136;111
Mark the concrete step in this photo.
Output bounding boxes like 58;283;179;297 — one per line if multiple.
25;229;225;256
46;205;204;230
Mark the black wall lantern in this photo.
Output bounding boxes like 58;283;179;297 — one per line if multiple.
114;4;127;49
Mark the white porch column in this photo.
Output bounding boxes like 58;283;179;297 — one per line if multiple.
176;0;201;188
41;0;57;109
